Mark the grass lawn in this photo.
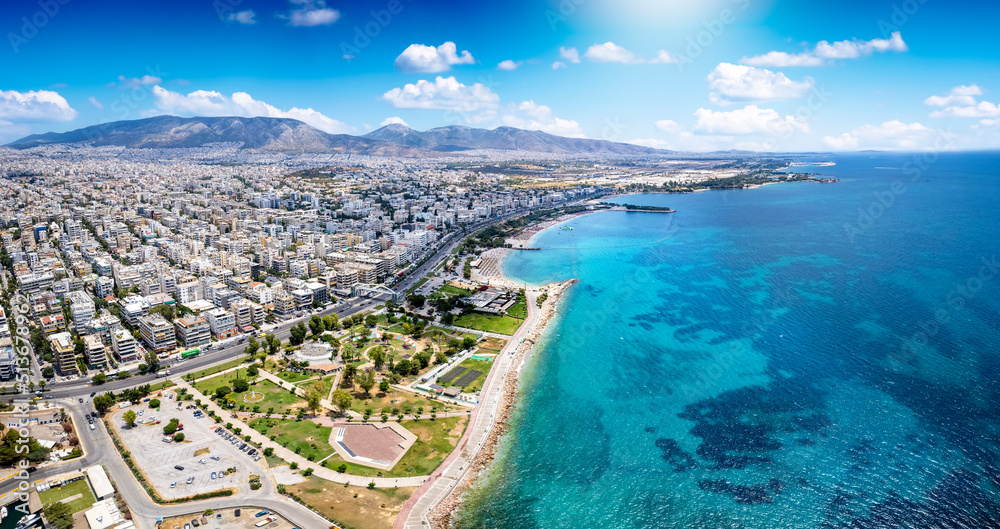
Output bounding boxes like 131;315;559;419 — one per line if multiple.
436;285;475;297
286;475;415;529
276;370;313;384
196;374;304;414
507;300;528;319
452;311;523;335
299;376;334;396
347;389;455;416
249;418;334;462
427;327;481;342
187;357;248;381
323;416;468;478
38;479;96;513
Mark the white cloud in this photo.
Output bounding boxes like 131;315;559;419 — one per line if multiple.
394;42;475;74
649;50;678;64
585;42;641;64
551;61;567;70
88;97;104;110
0;90;77;122
283;0;339;26
380;76;499;111
741;32;908;67
497;60;520;71
559;46;580;64
500;101;585;138
693;105;809;135
740;51;825;68
924;85;982;107
707;63;813;104
925;85;999;119
823;120;933;150
226;10;256;24
116;74;162;89
380;116;409;127
654;119;682;133
151;86;352;133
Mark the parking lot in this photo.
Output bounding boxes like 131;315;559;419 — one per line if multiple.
111;392;269;500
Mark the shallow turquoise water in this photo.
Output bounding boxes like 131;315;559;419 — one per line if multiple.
455;153;1000;529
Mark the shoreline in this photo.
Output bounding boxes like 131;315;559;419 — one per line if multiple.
472;209;599;289
426;278;577;528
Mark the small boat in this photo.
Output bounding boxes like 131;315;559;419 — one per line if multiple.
17;513;42;529
1;505;7;521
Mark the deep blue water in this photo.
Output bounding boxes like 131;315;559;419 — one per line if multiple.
455;153;1000;529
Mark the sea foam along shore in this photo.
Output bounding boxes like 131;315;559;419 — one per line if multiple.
426;278;577;528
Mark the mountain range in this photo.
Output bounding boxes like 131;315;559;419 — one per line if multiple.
6;115;667;156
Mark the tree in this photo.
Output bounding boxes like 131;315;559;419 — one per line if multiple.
358;370;376;396
263;447;274;456
92;372;107;385
266;334;281;356
215;386;232;399
232;379;250;393
149;399;160;408
173;432;185;442
163;421;178;435
394;359;412;376
305;385;323;415
364;314;377;328
342;365;357;389
340;343;357;363
462;336;478;350
123;410;137;427
42;366;54;378
243;336;260;360
406;294;426;307
43;501;73;529
93;394;115;413
331;389;352;415
0;429;49;465
144;350;160;373
369;347;386;371
289;322;308;345
322;314;338;331
379;380;390;393
308;315;323;336
246;364;259;377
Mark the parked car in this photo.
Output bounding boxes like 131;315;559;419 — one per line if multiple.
186;476;194;484
211;472;217;479
255;511;269;518
210;456;220;461
174;465;184;471
170;482;176;488
162;437;172;443
234;509;241;517
191;520;200;527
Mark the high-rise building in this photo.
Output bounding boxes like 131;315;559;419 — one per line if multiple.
138;314;175;353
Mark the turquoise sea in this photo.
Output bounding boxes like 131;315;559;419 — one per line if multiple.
455;153;1000;528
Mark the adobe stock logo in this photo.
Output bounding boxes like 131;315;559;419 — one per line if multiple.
7;0;70;53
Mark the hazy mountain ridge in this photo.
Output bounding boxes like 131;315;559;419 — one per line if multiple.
8;116;669;156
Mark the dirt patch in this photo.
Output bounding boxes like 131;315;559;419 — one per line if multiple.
287;476;415;529
194;447;210;456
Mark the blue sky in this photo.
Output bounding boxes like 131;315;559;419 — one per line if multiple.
1;0;998;151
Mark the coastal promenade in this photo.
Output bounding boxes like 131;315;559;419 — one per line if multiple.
395;281;572;529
